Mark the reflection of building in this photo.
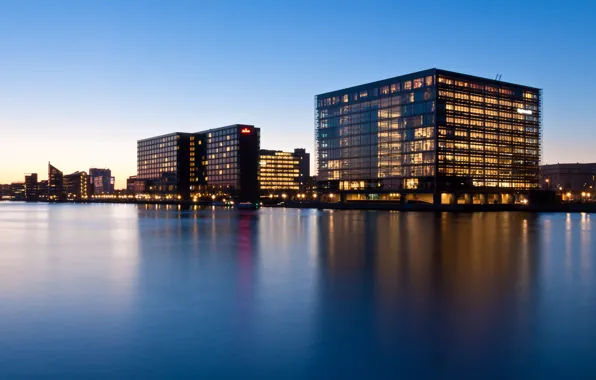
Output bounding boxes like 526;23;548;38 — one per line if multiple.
316;69;541;205
540;163;596;200
259;149;310;195
48;162;65;201
24;173;39;201
89;168;114;195
64;171;88;200
137;125;260;202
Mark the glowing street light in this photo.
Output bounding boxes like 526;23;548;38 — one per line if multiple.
281;193;287;199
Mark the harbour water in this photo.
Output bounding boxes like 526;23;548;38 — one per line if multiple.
0;203;595;378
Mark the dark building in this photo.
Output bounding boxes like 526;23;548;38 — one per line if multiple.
38;180;48;201
138;125;260;202
198;124;260;203
89;168;114;195
64;171;88;200
259;148;310;195
137;132;192;200
294;148;311;190
10;183;25;201
1;184;10;200
24;173;39;201
540;163;596;201
316;68;541;204
48;163;65;201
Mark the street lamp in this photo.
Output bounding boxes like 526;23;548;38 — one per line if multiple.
282;193;287;199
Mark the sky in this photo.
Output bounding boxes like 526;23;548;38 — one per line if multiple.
1;0;595;188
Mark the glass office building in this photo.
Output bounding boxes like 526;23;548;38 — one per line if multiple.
137;132;191;200
315;69;541;204
193;125;260;202
138;125;260;202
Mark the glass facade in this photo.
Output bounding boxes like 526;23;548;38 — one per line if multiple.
137;125;260;202
315;69;541;202
137;133;189;197
205;126;242;189
436;72;540;190
316;70;436;192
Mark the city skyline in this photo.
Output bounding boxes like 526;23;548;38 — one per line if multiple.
1;0;595;188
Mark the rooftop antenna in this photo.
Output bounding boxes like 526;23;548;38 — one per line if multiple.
495;74;502;81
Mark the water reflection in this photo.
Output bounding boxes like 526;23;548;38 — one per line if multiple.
0;204;595;378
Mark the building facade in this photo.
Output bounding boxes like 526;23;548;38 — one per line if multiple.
25;173;39;201
137;132;192;200
64;171;89;200
48;163;65;201
10;183;25;201
0;184;10;200
540;163;596;201
137;125;260;202
315;69;541;204
259;148;310;195
88;168;114;195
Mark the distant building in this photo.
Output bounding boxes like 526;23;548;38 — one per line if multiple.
259;148;310;195
64;171;88;200
89;168;114;195
10;183;25;201
38;180;48;201
540;163;596;201
24;173;39;201
137;124;260;202
48;163;65;201
0;184;10;200
316;69;541;204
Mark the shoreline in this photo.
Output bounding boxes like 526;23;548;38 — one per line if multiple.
3;199;596;213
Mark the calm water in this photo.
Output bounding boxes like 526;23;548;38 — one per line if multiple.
0;203;595;379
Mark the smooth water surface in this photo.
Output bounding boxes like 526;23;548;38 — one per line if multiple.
0;203;595;378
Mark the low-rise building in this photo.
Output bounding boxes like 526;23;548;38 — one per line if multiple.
540;163;596;201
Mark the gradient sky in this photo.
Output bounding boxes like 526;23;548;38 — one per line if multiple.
1;0;595;188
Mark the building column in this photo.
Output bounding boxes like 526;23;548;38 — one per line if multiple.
479;194;488;205
464;194;473;205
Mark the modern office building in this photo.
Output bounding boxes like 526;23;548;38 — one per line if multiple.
88;168;114;194
137;132;192;200
259;148;310;195
64;171;88;200
24;173;39;201
48;163;65;201
540;163;596;201
137;125;260;202
315;68;541;204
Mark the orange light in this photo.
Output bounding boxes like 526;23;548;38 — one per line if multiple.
241;128;251;134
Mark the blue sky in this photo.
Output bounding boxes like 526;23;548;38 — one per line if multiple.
1;0;594;187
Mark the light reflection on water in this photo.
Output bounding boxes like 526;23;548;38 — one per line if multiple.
0;203;595;378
